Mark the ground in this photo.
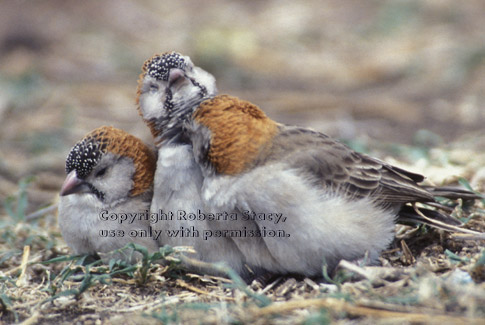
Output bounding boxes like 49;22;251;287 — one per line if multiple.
1;1;484;324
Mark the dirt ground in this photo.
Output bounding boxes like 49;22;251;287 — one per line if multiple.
1;1;484;323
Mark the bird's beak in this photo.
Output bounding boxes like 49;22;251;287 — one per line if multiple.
168;68;185;85
168;68;188;90
60;171;89;196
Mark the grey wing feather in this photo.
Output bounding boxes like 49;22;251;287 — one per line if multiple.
260;125;434;207
257;125;484;236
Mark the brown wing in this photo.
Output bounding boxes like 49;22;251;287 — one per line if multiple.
253;125;484;236
256;125;434;207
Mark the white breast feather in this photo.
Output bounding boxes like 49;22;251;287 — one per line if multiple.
151;144;247;275
201;162;396;275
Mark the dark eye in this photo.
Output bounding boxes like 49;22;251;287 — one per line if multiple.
95;167;107;178
149;83;159;92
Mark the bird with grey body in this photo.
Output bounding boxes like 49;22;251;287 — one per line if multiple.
58;126;159;263
137;51;483;277
136;53;252;277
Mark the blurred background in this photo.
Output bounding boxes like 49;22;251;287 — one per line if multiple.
1;0;484;212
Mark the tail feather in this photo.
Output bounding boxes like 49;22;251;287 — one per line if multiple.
397;205;485;239
424;186;483;200
398;205;462;226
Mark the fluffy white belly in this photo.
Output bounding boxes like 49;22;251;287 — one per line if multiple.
202;162;397;275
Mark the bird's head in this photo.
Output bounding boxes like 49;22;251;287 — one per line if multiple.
60;126;156;207
136;51;217;146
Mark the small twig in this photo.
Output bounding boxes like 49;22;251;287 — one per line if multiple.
450;233;485;241
111;278;137;285
19;311;40;325
261;276;283;294
337;260;372;280
176;279;235;301
16;246;30;286
400;240;416;265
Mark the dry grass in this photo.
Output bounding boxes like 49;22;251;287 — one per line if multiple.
1;1;485;323
0;161;484;324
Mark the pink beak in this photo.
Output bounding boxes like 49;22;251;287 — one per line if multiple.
168;68;185;85
60;171;88;196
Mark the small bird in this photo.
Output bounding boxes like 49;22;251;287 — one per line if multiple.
188;95;485;275
58;126;159;263
136;52;251;277
138;52;483;277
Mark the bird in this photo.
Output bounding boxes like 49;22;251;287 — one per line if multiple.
136;52;252;277
58;126;159;263
138;51;483;277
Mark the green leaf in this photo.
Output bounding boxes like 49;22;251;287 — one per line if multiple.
445;249;470;263
40;254;83;265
